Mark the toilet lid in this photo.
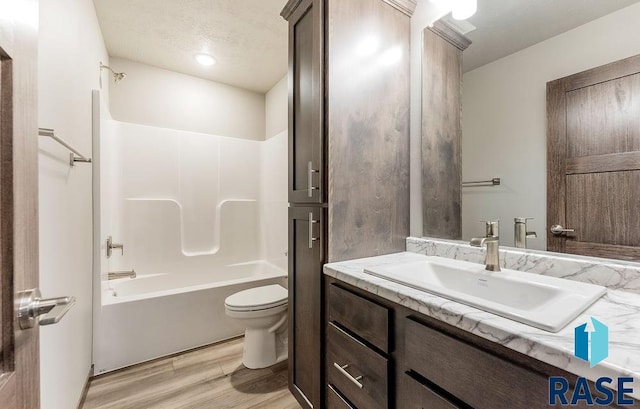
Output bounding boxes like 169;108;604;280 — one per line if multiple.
225;284;288;311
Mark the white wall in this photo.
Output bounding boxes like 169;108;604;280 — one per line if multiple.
266;75;288;139
38;1;109;408
461;2;640;249
108;58;266;141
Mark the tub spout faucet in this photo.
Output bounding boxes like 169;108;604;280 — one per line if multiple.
108;270;136;280
106;236;124;258
470;221;501;272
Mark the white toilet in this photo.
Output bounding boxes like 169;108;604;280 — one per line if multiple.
224;284;288;369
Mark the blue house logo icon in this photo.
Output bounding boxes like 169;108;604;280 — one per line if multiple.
574;317;608;367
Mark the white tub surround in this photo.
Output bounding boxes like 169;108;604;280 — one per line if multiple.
101;120;288;273
324;251;640;399
95;120;288;373
407;237;640;294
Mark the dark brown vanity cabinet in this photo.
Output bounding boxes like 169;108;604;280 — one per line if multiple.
403;317;552;409
324;276;638;409
285;1;325;405
401;317;636;409
287;0;323;205
282;0;414;407
288;206;325;407
326;284;390;409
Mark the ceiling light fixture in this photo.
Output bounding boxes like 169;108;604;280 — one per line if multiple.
452;0;477;20
195;53;216;66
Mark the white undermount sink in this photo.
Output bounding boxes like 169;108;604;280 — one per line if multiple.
364;256;606;332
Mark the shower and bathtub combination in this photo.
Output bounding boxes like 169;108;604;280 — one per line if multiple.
93;112;288;374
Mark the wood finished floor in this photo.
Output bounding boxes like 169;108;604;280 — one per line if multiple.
82;337;301;409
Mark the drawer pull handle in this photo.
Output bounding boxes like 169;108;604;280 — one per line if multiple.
308;213;319;249
308;161;319;197
333;363;364;389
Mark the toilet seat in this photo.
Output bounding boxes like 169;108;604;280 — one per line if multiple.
224;284;288;312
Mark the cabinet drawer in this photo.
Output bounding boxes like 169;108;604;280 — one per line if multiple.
328;284;389;352
327;323;388;409
328;384;356;409
398;372;461;409
405;317;550;409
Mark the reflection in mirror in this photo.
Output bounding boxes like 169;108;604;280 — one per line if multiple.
422;0;640;261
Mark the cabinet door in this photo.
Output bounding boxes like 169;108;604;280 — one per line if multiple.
289;206;325;408
288;0;324;204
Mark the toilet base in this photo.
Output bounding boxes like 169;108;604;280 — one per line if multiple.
242;326;288;369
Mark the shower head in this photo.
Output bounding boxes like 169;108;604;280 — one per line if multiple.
100;62;127;85
113;72;127;84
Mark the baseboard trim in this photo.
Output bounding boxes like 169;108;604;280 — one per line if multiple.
76;365;94;409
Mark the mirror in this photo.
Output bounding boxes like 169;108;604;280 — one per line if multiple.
422;0;640;260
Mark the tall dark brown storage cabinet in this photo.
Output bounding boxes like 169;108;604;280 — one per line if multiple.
281;0;415;407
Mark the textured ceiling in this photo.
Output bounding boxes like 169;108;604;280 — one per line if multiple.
93;0;288;93
460;0;640;72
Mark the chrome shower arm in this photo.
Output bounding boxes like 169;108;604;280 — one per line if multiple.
100;61;127;84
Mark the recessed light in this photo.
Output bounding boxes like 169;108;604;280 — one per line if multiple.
452;0;477;20
195;53;216;66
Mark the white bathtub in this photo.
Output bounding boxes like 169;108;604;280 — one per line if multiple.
94;261;287;374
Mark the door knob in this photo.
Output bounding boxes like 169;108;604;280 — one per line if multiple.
17;289;76;329
550;224;575;236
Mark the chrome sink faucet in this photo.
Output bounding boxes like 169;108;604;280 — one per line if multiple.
514;217;537;249
470;221;501;272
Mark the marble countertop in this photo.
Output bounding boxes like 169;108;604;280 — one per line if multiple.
324;252;640;399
